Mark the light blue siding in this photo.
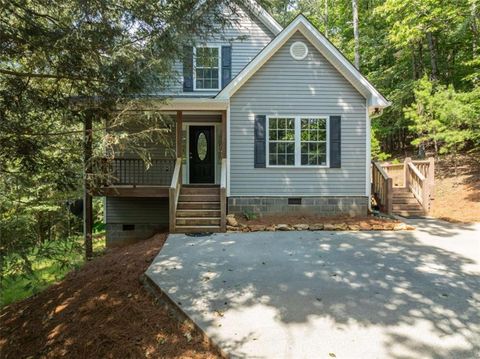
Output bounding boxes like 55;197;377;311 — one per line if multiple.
157;4;274;97
229;32;368;196
106;198;169;224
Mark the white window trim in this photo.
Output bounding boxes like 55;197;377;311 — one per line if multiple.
266;115;330;168
193;45;222;91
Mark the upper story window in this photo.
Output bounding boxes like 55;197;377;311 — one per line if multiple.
194;46;221;91
267;116;329;167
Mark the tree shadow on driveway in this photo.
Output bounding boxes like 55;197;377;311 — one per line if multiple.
147;224;480;358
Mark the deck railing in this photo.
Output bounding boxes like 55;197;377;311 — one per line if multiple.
407;162;426;204
406;158;435;213
96;158;175;187
381;163;405;187
372;161;393;213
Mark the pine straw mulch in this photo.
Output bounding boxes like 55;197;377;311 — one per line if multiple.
0;233;221;359
237;214;400;227
431;154;480;223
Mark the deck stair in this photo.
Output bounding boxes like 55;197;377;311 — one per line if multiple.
175;185;222;233
391;187;425;216
372;157;435;217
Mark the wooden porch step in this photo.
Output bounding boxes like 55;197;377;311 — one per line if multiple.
393;210;425;217
176;209;221;217
392;191;416;197
176;217;221;226
393;204;423;211
391;186;424;216
174;225;222;233
179;194;220;202
177;201;220;210
392;197;420;204
181;186;220;195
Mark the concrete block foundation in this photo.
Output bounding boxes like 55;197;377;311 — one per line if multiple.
106;223;167;247
227;196;368;217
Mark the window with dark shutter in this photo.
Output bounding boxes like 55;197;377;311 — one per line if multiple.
221;46;232;88
329;116;341;168
254;115;266;168
183;46;193;92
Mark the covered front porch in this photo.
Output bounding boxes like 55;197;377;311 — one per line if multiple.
91;99;228;234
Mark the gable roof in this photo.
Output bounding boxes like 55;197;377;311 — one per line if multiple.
216;15;390;111
243;0;283;35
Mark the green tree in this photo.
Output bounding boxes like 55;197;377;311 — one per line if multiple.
1;0;236;280
405;76;480;169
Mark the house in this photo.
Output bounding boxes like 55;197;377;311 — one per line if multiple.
96;1;390;245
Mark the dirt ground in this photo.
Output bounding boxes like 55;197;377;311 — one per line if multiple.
237;214;399;227
431;155;480;223
0;233;221;359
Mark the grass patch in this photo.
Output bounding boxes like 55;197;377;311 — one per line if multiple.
1;235;105;308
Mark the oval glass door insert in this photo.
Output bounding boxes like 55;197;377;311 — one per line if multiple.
197;132;207;160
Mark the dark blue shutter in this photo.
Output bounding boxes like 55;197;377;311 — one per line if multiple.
221;46;232;88
254;115;266;168
183;46;193;92
329;116;341;168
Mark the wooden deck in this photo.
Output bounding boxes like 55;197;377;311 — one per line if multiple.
92;158;174;197
93;185;169;197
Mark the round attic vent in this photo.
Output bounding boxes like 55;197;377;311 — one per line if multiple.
290;41;308;60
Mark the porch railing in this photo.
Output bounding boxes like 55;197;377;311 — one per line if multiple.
96;158;175;186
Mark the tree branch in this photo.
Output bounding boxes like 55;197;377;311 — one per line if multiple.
0;68;99;82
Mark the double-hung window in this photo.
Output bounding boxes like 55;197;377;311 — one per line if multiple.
268;118;296;166
194;46;221;90
267;116;329;167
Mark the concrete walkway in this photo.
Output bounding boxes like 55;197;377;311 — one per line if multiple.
146;219;480;359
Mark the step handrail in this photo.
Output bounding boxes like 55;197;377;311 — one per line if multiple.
220;158;227;232
408;162;426;182
407;161;429;211
169;158;182;232
372;161;393;214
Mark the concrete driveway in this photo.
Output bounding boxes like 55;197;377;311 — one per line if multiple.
146;219;480;359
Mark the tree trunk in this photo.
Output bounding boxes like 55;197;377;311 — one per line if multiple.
418;41;424;78
324;0;329;38
427;32;438;80
472;1;479;56
412;47;420;80
83;111;93;260
352;0;360;69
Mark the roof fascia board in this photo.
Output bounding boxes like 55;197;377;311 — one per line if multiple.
161;98;229;110
123;97;229;111
243;0;283;35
